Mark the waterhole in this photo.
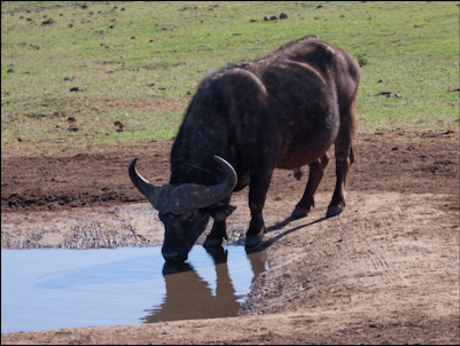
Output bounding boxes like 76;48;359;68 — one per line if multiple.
1;245;267;333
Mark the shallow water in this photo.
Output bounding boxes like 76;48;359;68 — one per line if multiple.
1;245;267;333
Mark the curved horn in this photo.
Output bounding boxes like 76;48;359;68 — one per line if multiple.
128;158;160;206
129;156;237;214
167;156;237;214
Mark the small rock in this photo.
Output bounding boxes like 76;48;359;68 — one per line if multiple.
17;138;23;142
149;39;154;42
68;126;79;132
270;15;278;21
81;4;88;9
121;7;125;11
316;4;324;9
68;23;73;28
67;116;77;123
133;67;141;71
64;76;75;81
263;16;270;21
131;36;135;39
69;87;84;92
105;70;115;74
340;14;345;17
279;13;288;19
114;120;124;128
41;18;54;25
378;79;383;83
249;19;258;22
7;68;14;73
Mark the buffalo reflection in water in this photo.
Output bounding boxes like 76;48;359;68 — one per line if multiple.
141;246;266;323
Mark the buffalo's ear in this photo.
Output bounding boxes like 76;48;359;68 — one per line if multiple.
207;203;237;221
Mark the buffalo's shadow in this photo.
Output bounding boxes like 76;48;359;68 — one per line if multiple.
141;246;266;323
257;215;328;250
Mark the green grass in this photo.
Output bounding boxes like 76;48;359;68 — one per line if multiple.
1;1;459;153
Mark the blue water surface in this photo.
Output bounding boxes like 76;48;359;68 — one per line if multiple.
1;245;265;333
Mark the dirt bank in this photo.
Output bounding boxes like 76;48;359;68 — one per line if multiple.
1;131;459;344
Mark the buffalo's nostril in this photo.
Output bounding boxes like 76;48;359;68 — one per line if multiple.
163;251;182;262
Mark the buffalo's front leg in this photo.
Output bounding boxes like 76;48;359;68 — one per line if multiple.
327;100;356;217
246;166;274;247
203;220;227;248
203;196;232;248
291;153;330;218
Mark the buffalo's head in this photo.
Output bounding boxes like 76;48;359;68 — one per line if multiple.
129;156;237;262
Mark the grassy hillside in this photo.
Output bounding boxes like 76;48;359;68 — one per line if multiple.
1;1;459;153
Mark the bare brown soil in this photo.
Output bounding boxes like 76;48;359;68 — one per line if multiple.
1;130;459;345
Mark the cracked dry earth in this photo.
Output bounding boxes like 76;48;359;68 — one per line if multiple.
1;131;459;345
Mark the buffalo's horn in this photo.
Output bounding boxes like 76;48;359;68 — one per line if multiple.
128;158;160;206
167;156;237;214
129;156;237;214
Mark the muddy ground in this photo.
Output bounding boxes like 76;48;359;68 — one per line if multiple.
1;130;459;345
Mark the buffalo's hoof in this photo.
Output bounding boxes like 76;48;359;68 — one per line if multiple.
245;234;262;248
291;206;309;219
326;206;343;218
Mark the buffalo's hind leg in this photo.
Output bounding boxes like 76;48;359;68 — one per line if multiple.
327;101;357;218
291;153;330;218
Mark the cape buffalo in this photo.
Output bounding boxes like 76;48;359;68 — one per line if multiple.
129;35;360;262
